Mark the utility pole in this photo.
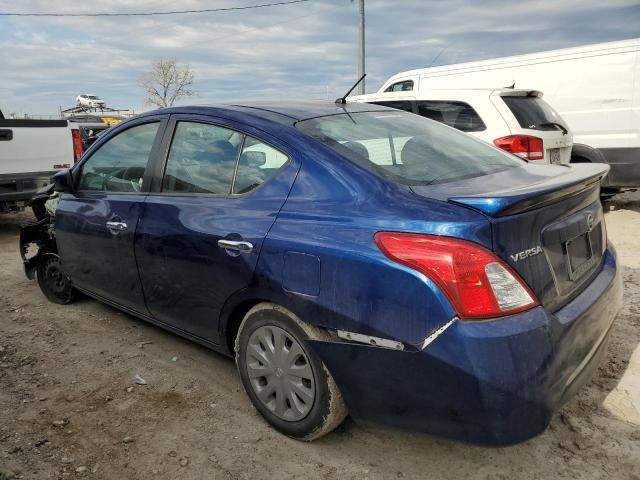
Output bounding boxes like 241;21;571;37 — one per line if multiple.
357;0;365;95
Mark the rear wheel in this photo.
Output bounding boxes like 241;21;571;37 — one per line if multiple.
235;303;347;441
37;254;75;305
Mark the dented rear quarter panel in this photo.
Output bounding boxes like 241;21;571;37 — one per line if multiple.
254;142;493;345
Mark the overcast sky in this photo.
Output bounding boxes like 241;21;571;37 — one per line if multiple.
0;0;638;115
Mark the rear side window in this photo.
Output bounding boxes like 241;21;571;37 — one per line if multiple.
296;111;519;186
416;101;486;132
384;80;414;92
78;122;159;192
371;101;414;113
501;95;567;132
233;137;288;194
163;122;241;194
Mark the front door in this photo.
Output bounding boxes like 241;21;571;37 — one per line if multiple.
55;118;166;313
135;117;298;343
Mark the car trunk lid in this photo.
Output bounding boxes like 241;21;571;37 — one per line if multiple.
411;162;609;311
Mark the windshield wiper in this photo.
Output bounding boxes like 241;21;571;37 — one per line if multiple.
537;122;568;135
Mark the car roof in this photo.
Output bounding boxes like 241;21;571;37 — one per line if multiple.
138;101;392;125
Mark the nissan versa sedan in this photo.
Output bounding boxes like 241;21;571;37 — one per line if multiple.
20;102;622;446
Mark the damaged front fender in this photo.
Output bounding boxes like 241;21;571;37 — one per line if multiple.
20;217;57;280
20;183;59;280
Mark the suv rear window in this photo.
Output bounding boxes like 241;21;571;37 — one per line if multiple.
416;101;486;132
296;111;519;186
501;95;567;132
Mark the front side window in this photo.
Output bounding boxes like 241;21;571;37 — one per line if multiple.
233;137;289;194
163;122;242;194
78;122;159;192
296;111;520;186
384;80;414;92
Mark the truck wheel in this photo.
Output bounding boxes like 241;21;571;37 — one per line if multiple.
37;254;75;305
235;303;347;441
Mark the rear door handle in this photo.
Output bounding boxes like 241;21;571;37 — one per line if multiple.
106;221;128;234
0;129;13;141
217;239;253;254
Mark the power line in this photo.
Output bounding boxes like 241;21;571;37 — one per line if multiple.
0;0;312;17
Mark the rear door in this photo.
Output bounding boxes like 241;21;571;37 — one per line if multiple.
135;115;300;343
55;117;168;313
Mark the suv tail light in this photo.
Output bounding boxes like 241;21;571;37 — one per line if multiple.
374;232;539;319
494;135;544;161
71;129;85;163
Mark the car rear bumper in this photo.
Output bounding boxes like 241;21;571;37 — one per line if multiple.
308;245;622;446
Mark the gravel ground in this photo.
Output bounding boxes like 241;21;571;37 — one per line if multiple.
1;193;639;480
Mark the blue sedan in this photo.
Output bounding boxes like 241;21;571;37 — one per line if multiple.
20;102;622;445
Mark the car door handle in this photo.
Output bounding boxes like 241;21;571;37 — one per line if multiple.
106;221;128;234
217;239;253;254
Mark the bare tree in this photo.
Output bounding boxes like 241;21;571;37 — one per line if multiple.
141;58;194;108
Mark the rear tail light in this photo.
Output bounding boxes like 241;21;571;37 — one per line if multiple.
71;129;85;163
494;135;544;161
374;232;539;319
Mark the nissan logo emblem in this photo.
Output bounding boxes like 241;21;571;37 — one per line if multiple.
586;213;595;232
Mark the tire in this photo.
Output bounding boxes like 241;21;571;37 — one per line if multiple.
36;254;75;305
600;188;621;202
235;303;347;441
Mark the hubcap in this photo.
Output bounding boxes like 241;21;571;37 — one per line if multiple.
245;325;316;421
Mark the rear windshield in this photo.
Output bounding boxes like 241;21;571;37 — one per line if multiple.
502;96;567;132
296;111;520;186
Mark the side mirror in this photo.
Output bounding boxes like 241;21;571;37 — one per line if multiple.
53;169;75;194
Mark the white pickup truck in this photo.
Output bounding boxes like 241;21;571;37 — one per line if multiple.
0;108;108;213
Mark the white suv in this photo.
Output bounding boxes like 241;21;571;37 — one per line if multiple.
75;94;106;108
350;88;573;164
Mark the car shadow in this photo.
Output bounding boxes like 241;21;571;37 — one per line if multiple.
0;210;35;235
603;190;640;213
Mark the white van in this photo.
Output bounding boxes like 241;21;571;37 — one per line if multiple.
350;88;573;164
375;38;640;189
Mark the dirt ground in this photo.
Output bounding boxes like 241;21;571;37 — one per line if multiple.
1;193;639;480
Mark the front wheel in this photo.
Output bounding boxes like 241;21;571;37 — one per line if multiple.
37;254;75;305
235;303;347;441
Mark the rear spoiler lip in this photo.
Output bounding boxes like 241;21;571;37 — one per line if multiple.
448;164;609;217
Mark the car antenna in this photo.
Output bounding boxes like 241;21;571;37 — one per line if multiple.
506;82;515;89
335;73;367;105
